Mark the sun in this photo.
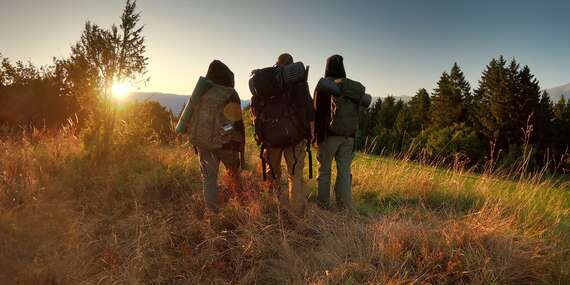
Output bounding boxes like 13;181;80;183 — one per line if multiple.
111;82;131;99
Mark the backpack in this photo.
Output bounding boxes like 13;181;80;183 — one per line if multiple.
175;76;214;134
187;84;242;150
250;62;309;148
328;78;366;137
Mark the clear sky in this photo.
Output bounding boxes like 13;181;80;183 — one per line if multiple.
1;0;569;98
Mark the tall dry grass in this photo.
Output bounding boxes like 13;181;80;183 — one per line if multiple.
0;128;569;284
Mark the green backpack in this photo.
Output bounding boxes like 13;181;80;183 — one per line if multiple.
187;84;243;150
328;78;366;137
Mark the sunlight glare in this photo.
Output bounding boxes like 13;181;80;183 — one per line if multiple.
112;82;131;99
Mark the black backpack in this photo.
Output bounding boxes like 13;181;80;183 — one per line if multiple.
249;63;313;180
249;63;308;148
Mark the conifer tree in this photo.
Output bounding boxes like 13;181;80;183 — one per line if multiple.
407;88;431;136
475;56;515;148
475;56;550;153
553;96;570;152
430;63;470;129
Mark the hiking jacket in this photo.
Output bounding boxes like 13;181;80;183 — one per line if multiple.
314;55;347;144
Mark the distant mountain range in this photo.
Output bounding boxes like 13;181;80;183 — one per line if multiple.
128;92;416;114
546;83;570;102
129;92;250;114
130;85;567;114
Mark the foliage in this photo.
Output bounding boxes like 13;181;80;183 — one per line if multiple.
354;57;569;172
424;123;485;161
67;0;148;158
430;63;471;129
116;101;176;145
407;88;431;136
0;57;73;127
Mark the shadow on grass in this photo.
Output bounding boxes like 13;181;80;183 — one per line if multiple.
354;190;484;217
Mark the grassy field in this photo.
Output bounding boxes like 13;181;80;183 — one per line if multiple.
0;129;569;284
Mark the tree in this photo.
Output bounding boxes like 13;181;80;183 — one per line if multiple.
430;63;471;129
475;56;518;149
367;97;383;132
407;88;431;136
118;101;175;144
425;123;484;162
553;95;570;153
66;0;148;156
0;57;70;127
371;96;404;154
474;56;555;168
450;63;474;125
377;96;401;131
533;91;554;151
394;104;414;151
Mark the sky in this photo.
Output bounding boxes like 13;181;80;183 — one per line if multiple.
1;0;569;99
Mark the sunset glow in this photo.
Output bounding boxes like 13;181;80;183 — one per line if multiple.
112;82;131;99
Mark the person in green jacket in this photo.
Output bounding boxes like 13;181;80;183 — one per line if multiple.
313;55;368;210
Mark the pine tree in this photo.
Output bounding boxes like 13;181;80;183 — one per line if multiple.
553;96;570;153
533;91;554;149
367;97;382;134
475;56;551;154
450;63;473;125
430;63;470;129
407;88;431;136
475;56;517;149
377;96;400;131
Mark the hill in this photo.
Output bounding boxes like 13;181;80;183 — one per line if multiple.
128;92;413;115
379;95;412;103
0;127;569;284
129;92;250;114
547;83;570;102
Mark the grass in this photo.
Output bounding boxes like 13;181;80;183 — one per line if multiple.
0;129;569;284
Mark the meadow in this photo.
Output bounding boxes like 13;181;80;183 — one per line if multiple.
0;126;569;285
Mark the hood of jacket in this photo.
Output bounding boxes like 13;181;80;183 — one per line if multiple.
206;60;235;88
324;55;346;79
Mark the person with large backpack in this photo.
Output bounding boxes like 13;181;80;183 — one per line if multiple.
313;55;372;210
176;60;245;213
249;53;314;217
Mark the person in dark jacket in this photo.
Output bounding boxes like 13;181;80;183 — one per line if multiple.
198;60;246;213
262;53;315;216
313;55;356;209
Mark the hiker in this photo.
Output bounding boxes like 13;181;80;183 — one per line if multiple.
176;60;245;213
249;53;315;216
314;55;372;210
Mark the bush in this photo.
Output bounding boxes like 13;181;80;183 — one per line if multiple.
117;101;175;145
424;123;484;162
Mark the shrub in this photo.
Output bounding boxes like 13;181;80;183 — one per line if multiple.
116;101;175;145
425;123;484;161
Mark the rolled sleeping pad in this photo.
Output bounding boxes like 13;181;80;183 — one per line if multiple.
175;76;214;134
316;77;341;96
282;62;306;84
361;93;372;108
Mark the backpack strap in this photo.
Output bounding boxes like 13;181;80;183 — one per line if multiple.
259;144;277;181
291;143;298;176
